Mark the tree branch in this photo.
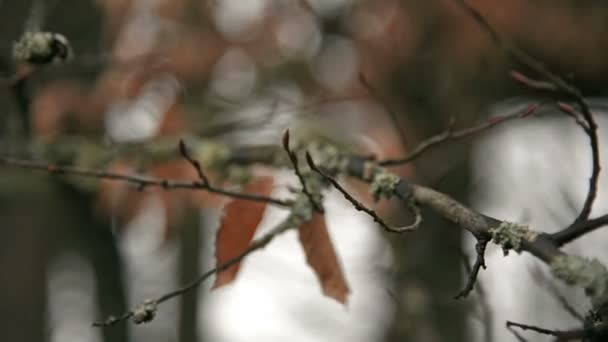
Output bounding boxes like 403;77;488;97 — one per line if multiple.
282;130;324;213
550;213;608;247
505;320;606;341
306;152;420;233
378;103;538;166
0;154;290;207
455;237;488;299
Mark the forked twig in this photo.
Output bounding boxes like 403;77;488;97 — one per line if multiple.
282;130;324;212
455;237;488;299
306;152;420;233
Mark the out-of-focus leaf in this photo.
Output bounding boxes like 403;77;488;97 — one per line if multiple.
213;176;274;288
298;213;350;304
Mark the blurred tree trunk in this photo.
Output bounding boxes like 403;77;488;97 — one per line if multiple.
0;174;52;342
383;135;471;342
179;209;202;342
64;188;129;342
0;173;128;342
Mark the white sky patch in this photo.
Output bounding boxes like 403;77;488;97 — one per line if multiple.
47;254;102;342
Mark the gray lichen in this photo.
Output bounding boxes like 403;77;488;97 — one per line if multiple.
131;299;158;324
370;172;400;201
304;141;346;176
192;141;231;169
288;192;314;224
550;255;608;310
13;31;72;64
489;221;530;254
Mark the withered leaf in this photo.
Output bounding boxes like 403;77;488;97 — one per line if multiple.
213;176;274;288
298;213;350;304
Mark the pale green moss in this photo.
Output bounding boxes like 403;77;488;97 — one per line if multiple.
551;255;608;310
225;166;251;185
489;221;530;253
192;142;231;168
131;299;158;324
285;192;314;227
13;31;71;64
370;172;400;201
304;141;345;176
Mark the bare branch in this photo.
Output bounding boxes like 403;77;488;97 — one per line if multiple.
378;103;539;166
506;324;528;342
178;139;210;185
455;237;488;299
306;152;420;233
0;154;290;207
551;213;608;247
505;321;603;341
461;250;494;342
282;130;324;213
551;288;585;324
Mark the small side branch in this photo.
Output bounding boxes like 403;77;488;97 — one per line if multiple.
455;237;488;299
550;213;608;247
378;104;538;166
306;152;420;233
179;139;210;185
505;321;600;341
0;155;290;207
282;130;323;213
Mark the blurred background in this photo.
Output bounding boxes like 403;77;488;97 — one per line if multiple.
1;0;608;341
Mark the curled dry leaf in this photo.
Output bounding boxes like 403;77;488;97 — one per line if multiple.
298;213;350;304
213;176;274;288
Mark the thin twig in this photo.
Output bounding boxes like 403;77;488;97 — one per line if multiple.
506;321;561;337
178;139;210;185
460;250;494;342
529;266;584;323
282;130;323;213
455;237;488;299
551;288;585;323
550;213;608;247
505;321;595;341
94;216;298;326
0;155;290;207
506;324;529;342
556;101;589;131
378;103;539;166
306;152;420;233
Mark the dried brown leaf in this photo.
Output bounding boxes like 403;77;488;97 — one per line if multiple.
213;176;274;288
298;213;350;304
